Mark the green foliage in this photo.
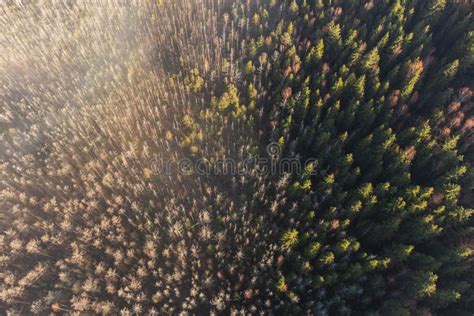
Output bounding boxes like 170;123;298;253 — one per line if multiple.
0;0;472;315
327;22;341;42
244;60;255;76
305;241;321;258
211;83;239;111
410;271;439;299
184;67;205;92
281;229;299;248
306;39;324;65
277;276;288;292
319;251;335;266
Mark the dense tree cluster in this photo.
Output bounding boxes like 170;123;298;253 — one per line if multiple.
0;0;472;315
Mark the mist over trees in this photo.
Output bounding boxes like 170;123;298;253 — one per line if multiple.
0;0;473;315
